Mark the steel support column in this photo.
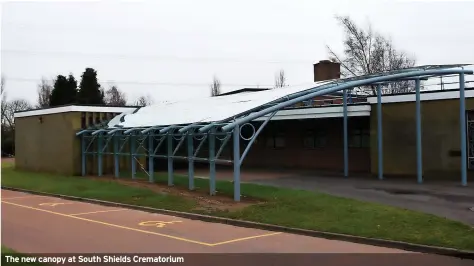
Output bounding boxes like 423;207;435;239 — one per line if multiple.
343;88;349;177
187;133;195;190
81;134;86;176
148;135;154;183
167;133;174;186
209;128;216;196
114;133;119;178
98;133;103;177
377;84;383;180
460;73;467;186
415;79;423;184
233;125;241;202
131;134;136;179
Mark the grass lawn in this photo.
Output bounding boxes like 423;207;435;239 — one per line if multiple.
1;246;46;265
2;161;474;251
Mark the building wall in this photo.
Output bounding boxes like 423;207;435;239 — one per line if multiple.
244;117;371;172
15;110;144;176
370;98;474;179
15;112;78;175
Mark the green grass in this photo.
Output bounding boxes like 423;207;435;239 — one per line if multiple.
1;246;46;265
2;163;474;251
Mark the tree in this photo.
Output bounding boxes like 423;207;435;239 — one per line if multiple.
1;98;32;156
274;69;287;88
134;95;153;106
105;85;127;106
210;76;221;97
37;78;53;108
49;74;77;107
76;68;104;105
327;15;416;95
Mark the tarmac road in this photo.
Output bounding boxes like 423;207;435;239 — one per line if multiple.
1;189;471;266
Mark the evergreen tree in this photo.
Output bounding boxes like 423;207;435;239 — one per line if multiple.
49;75;77;107
77;68;104;105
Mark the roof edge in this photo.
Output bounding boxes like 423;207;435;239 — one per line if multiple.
14;105;138;118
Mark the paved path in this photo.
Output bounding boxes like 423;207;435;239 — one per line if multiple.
1;190;471;266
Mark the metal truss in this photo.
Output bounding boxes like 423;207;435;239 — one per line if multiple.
77;66;474;201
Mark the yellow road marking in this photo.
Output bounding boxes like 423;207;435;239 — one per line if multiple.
69;209;126;216
1;195;44;200
209;232;282;246
2;200;212;246
139;221;182;228
2;200;283;246
39;202;74;207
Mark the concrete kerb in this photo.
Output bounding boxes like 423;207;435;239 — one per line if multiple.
2;186;473;260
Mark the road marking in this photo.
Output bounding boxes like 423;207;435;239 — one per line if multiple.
39;202;74;207
138;221;182;228
69;209;126;216
1;200;212;246
2;199;284;246
209;232;282;246
1;195;44;200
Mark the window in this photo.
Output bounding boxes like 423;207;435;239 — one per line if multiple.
349;128;370;148
95;113;101;124
303;130;327;148
81;112;86;129
102;113;108;122
265;132;285;149
88;113;94;127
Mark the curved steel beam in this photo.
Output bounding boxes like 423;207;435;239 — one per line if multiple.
221;68;473;132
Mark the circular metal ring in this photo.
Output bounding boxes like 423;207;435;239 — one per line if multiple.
173;134;184;141
193;133;206;141
216;132;229;141
239;123;256;141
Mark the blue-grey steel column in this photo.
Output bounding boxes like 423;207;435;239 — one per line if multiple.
415;79;423;184
81;134;86;176
167;133;174;186
187;133;195;190
114;133;119;178
233;126;241;202
343;89;349;177
209;128;216;195
148;134;154;183
130;134;136;179
377;84;383;180
98;133;103;177
460;73;467;186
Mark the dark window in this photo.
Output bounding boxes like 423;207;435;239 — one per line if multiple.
102;112;108;122
81;112;86;129
324;100;334;105
303;130;327;148
349;128;370;148
88;113;94;126
95;113;101;124
265;132;285;149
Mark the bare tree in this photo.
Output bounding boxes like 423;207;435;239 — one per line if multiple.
37;78;53;108
210;76;221;97
274;69;287;88
105;85;127;106
3;99;32;129
327;15;416;95
134;95;153;106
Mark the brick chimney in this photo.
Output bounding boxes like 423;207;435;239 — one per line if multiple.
313;60;341;82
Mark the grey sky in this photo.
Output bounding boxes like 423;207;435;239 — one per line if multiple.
1;0;473;105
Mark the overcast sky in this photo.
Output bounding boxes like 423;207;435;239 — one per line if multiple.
1;0;473;105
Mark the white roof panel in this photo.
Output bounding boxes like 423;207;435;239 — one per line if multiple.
108;81;332;128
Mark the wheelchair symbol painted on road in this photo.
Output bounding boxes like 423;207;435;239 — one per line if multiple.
138;221;182;228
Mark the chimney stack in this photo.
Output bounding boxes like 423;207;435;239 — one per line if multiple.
313;60;341;82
